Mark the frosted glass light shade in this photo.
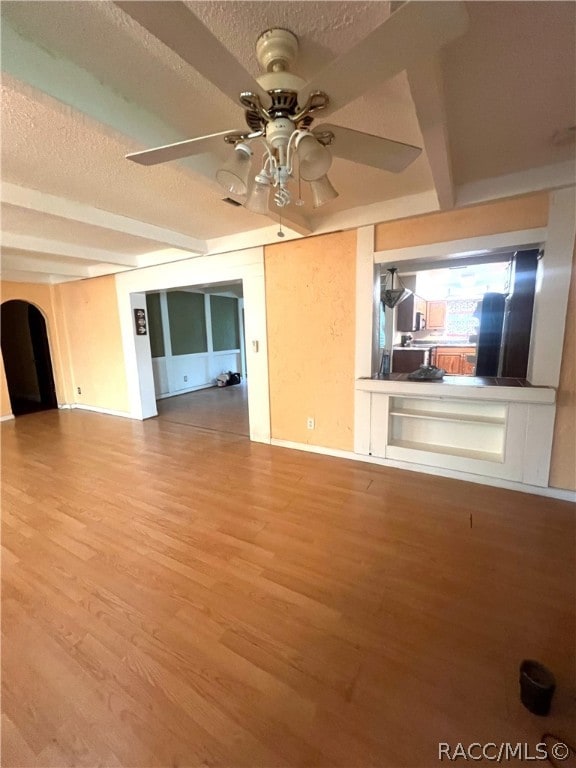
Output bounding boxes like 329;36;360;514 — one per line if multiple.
245;176;271;215
310;175;338;208
297;134;332;181
216;145;251;196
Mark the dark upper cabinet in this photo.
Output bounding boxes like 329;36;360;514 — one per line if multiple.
396;295;427;331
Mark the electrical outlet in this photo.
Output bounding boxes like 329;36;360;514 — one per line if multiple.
306;417;315;430
77;387;81;395
184;375;188;383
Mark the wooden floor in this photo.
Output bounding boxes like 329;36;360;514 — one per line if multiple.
156;383;249;436
2;410;575;767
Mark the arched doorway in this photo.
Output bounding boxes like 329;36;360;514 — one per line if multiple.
1;300;58;416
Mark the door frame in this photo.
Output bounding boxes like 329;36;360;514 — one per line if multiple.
114;246;271;444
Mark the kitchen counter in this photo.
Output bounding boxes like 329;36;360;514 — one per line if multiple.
357;374;555;404
409;340;474;348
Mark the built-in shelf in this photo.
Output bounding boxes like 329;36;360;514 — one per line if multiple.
386;395;506;465
361;380;556;486
388;408;505;425
388;438;503;463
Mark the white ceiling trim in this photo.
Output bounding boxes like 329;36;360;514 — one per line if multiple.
456;160;576;208
407;56;455;210
0;269;78;285
2;183;206;255
1;253;92;278
311;190;440;236
1;233;139;267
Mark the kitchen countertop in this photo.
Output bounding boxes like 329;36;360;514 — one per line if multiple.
356;374;556;403
393;345;430;350
407;340;476;348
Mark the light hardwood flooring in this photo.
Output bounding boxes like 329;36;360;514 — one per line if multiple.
1;409;575;767
156;383;249;436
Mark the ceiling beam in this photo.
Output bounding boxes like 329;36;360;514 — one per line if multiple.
1;233;139;267
1;253;92;278
2;184;206;255
0;269;78;285
456;160;576;207
407;56;455;210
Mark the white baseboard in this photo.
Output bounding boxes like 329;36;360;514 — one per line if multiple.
59;403;133;419
270;438;576;502
0;414;15;422
155;383;214;400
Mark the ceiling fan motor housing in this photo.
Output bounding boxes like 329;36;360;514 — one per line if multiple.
256;28;299;72
265;117;295;149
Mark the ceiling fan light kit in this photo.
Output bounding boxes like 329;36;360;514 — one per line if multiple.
119;2;469;228
310;175;339;208
296;133;333;182
246;172;272;215
215;142;252;196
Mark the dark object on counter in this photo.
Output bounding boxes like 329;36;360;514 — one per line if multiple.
400;334;413;347
407;364;445;381
519;660;555;715
379;350;391;376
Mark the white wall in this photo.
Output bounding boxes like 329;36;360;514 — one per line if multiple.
152;352;241;397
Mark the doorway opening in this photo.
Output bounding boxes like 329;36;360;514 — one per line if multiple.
145;281;249;436
1;300;58;416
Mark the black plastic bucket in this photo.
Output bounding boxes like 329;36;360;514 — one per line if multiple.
519;660;556;716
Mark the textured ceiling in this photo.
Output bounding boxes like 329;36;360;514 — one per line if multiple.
444;1;576;185
0;77;266;240
1;1;574;284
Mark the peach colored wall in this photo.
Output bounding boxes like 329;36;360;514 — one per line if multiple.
0;280;70;409
374;192;549;250
265;230;357;451
549;239;576;491
0;355;12;418
55;276;130;413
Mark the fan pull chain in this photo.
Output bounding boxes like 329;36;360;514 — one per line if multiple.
277;211;285;238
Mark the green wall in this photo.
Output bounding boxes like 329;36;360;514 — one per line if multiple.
210;295;240;351
145;293;165;358
167;291;207;355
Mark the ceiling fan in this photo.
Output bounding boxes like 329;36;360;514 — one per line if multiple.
116;1;468;220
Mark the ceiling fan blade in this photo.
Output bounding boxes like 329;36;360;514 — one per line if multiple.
114;1;270;108
314;124;421;173
126;130;241;166
299;2;468;115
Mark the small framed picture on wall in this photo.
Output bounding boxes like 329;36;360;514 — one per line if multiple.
134;308;147;335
